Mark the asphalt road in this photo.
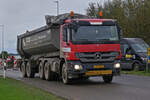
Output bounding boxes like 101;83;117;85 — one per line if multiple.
0;69;150;100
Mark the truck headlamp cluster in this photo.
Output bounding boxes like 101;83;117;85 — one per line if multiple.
74;65;83;70
114;63;120;68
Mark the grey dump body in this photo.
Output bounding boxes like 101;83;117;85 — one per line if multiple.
17;13;88;59
17;25;60;59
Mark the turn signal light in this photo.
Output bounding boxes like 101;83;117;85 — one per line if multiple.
99;11;103;17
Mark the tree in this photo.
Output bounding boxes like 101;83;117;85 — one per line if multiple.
0;51;9;59
86;3;99;18
86;0;150;45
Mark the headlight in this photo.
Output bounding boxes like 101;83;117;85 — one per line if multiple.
74;65;83;70
114;63;120;68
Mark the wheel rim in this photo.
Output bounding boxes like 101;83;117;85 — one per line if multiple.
39;63;43;78
44;63;49;80
22;63;26;77
26;63;31;77
62;64;68;83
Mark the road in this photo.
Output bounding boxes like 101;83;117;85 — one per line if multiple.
0;69;150;100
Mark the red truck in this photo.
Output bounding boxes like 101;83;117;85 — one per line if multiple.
17;12;122;84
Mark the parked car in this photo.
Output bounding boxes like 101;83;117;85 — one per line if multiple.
120;38;149;71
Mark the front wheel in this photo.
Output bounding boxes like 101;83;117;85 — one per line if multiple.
103;75;113;83
62;63;70;84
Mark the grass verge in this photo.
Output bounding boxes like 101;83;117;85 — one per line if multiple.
121;71;150;76
0;77;65;100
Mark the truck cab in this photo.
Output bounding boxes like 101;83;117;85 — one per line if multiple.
59;14;122;83
120;38;149;71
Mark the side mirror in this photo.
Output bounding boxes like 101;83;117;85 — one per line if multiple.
125;54;132;59
118;26;123;39
120;29;123;39
63;26;70;45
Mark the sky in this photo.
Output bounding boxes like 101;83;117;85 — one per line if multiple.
0;0;104;53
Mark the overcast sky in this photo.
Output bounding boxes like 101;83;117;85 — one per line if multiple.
0;0;104;53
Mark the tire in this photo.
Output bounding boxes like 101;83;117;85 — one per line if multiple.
21;62;27;78
83;77;89;80
62;63;70;84
133;63;140;71
103;75;113;83
44;62;54;81
39;62;45;80
78;77;89;80
26;62;35;78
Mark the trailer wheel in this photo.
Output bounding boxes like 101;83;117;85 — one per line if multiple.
39;62;45;79
62;63;70;84
21;62;27;78
44;62;54;81
103;75;113;83
26;62;35;78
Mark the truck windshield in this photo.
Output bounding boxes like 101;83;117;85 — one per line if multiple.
71;26;119;43
131;43;149;53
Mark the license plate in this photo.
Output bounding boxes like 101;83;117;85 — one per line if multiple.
85;70;112;76
94;65;104;68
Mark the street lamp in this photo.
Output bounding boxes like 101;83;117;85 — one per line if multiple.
54;0;59;16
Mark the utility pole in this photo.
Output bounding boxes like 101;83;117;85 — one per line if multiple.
0;25;6;79
142;0;148;72
0;25;4;53
142;0;145;27
54;0;59;16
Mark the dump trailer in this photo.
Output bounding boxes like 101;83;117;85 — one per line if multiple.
17;12;122;84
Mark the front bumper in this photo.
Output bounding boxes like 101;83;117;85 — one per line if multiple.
66;61;120;78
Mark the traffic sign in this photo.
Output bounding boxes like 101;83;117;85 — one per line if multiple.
147;48;150;63
146;48;150;72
